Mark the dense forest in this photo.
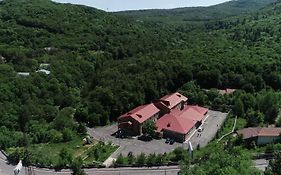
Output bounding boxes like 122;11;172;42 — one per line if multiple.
1;0;281;172
116;0;278;24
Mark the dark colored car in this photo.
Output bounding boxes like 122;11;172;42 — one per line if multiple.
165;138;171;144
169;139;175;145
178;171;183;175
138;134;153;142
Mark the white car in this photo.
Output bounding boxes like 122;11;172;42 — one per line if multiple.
198;127;203;132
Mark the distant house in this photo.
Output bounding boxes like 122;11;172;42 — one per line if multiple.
218;88;236;95
118;104;160;135
44;47;56;52
156;105;208;142
36;69;51;75
0;56;6;64
17;72;30;77
39;63;50;69
237;127;281;145
117;92;209;142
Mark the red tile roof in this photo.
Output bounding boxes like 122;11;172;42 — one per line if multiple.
238;127;281;139
118;104;160;124
156;105;208;134
156;113;196;134
186;105;208;115
259;128;281;137
157;92;188;110
237;128;261;139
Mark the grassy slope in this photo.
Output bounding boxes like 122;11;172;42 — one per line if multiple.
6;137;118;167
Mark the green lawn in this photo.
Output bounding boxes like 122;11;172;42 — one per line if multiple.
216;116;247;140
6;136;118;167
81;142;118;166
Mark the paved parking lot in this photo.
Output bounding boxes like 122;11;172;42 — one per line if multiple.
88;110;228;157
189;110;228;148
87;125;182;157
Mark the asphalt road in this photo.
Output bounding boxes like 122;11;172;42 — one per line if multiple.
1;162;179;175
0;152;179;175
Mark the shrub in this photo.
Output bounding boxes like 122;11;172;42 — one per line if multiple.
71;157;86;175
128;152;135;165
7;148;23;164
115;154;124;165
49;129;63;143
62;128;73;142
136;153;146;165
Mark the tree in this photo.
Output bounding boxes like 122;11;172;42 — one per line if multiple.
146;153;156;166
136;153;146;165
180;144;260;175
77;123;87;135
265;152;281;175
53;107;76;131
276;116;281;127
265;106;279;124
71;157;86;175
246;109;264;127
259;92;279;123
233;98;244;117
93;149;100;161
142;120;157;138
128;152;135;165
155;154;163;165
57;148;73;169
115;154;124;165
62;128;73;142
173;147;185;161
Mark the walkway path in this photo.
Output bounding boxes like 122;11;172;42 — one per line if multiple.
217;116;237;143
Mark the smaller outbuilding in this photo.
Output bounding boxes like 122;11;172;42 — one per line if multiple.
237;127;281;145
0;56;6;64
36;69;51;75
218;88;236;95
17;72;30;77
39;63;50;69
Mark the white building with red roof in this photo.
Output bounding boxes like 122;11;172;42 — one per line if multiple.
118;103;160;135
237;127;281;145
117;92;208;142
156;105;208;142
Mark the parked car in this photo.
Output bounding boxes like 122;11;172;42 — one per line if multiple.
198;127;203;132
165;138;171;144
169;139;175;145
178;170;183;175
138;134;153;142
128;151;133;157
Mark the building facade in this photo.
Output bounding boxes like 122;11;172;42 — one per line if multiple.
237;127;281;145
156;105;208;142
117;92;208;142
118;104;160;136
